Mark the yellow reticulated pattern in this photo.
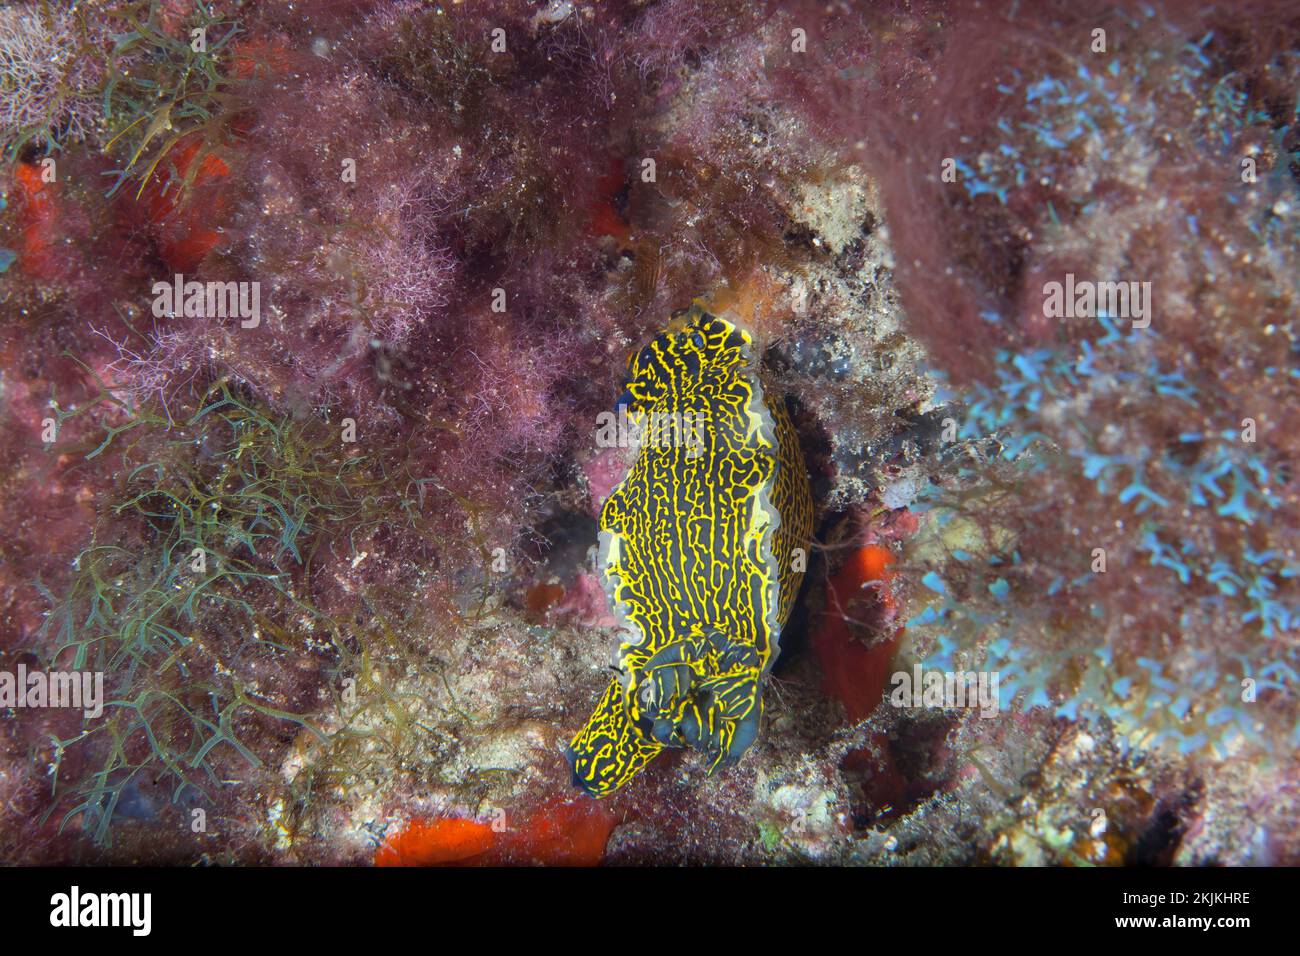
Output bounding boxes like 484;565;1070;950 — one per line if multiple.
566;306;813;796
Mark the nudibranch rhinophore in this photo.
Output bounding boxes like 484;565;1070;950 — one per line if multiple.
567;304;813;796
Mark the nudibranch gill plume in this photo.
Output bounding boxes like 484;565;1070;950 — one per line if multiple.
567;305;813;796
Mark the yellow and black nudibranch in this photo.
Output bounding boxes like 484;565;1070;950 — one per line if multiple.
567;304;813;796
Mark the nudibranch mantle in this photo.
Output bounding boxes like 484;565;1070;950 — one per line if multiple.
567;305;813;796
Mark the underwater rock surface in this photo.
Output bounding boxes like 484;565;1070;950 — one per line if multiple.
0;0;1296;866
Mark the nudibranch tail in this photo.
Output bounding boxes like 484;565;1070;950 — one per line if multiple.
568;304;813;796
567;677;664;796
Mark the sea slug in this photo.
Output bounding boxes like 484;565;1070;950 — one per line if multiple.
567;304;813;795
